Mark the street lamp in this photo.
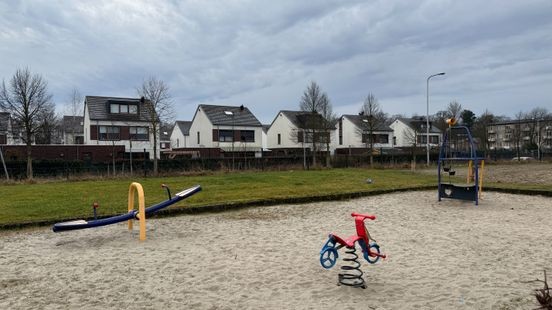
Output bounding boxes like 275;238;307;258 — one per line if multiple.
426;72;445;166
534;118;541;161
224;110;235;169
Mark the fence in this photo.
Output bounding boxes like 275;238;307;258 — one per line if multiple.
3;148;551;180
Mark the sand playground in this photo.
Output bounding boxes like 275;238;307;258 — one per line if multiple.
1;190;551;309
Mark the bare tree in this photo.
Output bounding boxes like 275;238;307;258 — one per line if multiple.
472;109;495;152
356;93;386;167
513;111;525;160
526;107;550;152
446;101;463;119
431;110;449;131
319;95;337;167
65;88;83;144
35;109;60;144
137;77;174;176
299;81;327;167
0;68;53;179
403;126;421;169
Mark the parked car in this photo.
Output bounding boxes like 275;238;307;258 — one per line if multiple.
512;156;535;161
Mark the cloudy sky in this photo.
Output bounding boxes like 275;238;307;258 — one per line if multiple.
1;0;551;124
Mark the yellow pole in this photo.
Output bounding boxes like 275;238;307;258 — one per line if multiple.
127;182;146;241
479;160;484;199
467;160;472;183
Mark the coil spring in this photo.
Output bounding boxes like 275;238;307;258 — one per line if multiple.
338;246;366;289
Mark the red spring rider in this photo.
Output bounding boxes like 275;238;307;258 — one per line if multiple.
320;212;386;288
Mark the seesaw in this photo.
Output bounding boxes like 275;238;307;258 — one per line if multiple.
52;183;201;241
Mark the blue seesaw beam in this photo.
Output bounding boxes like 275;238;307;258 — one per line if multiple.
52;185;202;232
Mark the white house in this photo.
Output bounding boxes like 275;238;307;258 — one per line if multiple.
261;124;270;151
336;114;393;149
390;117;441;148
83;96;159;159
170;121;192;149
62;115;84;144
0;112;23;145
0;112;11;145
187;104;263;155
266;110;336;153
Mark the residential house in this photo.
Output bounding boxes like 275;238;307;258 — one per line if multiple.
187;104;263;156
487;119;552;152
159;124;172;150
336;114;393;149
83;96;159;159
0;112;9;145
170;121;192;149
261;124;270;151
62;115;84;144
266;110;336;154
390;117;441;148
0;112;23;145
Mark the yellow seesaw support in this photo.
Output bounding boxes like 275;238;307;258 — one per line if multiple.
127;182;146;241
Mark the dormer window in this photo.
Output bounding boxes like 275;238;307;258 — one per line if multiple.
110;103;138;114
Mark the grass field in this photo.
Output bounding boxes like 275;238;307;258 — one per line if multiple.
0;165;550;228
0;168;437;227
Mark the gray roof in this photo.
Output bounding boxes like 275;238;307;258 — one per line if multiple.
279;110;335;130
199;104;262;127
0;112;9;132
175;120;192;135
262;124;270;133
62;116;84;133
397;117;441;133
342;114;392;131
85;96;154;122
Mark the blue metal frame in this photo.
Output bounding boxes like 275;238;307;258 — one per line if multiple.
438;126;483;205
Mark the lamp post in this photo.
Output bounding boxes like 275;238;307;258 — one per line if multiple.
426;72;445;166
224;110;235;170
537;118;541;161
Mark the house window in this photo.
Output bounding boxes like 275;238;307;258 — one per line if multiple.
277;134;281;145
99;126;120;140
393;136;396;146
429;136;439;144
219;130;233;142
298;131;313;143
0;134;6;144
240;130;254;142
377;134;389;144
197;131;200;144
110;103;138;114
110;104;119;113
130;127;148;140
315;132;330;143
